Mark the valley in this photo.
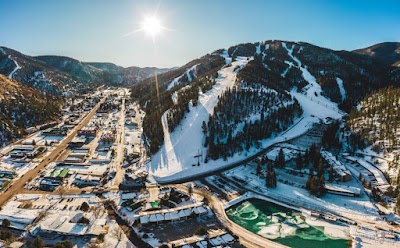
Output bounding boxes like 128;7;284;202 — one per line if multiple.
0;39;400;248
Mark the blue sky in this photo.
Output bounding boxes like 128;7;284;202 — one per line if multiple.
0;0;399;68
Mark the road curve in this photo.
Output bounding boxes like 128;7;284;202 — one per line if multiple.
171;184;288;248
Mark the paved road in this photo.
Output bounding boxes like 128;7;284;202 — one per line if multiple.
113;97;126;187
0;95;108;207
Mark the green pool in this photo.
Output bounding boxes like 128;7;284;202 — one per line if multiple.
226;198;351;248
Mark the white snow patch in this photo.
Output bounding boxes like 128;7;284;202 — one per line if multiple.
281;61;294;78
255;42;262;55
167;64;199;90
220;49;232;64
8;56;21;79
336;77;346;101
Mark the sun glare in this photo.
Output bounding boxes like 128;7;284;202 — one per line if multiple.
141;15;163;38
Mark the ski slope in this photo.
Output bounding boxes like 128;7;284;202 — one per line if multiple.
148;43;344;182
282;42;343;121
336;77;346;101
167;64;199;90
149;57;251;179
8;56;21;79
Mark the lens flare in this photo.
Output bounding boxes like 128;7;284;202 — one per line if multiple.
141;15;163;38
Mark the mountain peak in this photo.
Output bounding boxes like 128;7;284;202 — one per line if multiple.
353;42;400;66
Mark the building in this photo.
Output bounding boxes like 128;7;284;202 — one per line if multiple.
39;177;62;191
320;149;352;182
78;126;98;137
42;127;67;136
26;147;47;158
69;136;87;148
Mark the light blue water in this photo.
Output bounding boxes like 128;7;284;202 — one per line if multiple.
226;199;350;248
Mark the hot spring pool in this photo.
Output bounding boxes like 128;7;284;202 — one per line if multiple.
226;198;351;248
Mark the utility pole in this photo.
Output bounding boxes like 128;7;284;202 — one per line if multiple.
194;149;202;166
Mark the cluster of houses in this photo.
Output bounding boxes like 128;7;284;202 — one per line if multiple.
320;149;352;182
137;203;208;225
9;145;47;159
343;155;391;195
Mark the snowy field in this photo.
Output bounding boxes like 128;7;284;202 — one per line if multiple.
148;45;344;183
224;165;378;218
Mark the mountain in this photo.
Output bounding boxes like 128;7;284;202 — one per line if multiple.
0;46;173;94
347;86;400;191
353;42;400;67
0;74;62;146
132;40;400;158
0;47;79;94
36;56;171;86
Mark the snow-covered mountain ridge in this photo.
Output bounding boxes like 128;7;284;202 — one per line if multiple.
131;39;400;181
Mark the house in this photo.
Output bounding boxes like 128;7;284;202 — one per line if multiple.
42;127;67;136
320;149;352;182
78;126;98;137
39;177;62;191
26;147;47;158
69;136;87;148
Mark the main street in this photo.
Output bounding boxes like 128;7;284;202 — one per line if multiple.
0;94;108;207
113;96;126;187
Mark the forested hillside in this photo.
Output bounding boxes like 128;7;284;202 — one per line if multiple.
206;82;302;160
133;40;400;156
0;75;62;146
348;86;400;175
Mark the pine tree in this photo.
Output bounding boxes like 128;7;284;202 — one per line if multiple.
275;148;285;168
317;158;324;177
319;174;326;196
328;166;334;182
201;121;207;134
395;195;400;215
256;160;262;176
295;152;303;170
265;163;277;188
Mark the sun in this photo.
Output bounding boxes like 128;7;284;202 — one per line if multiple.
141;15;163;38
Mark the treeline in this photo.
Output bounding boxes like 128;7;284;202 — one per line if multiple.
166;86;199;132
206;83;303;160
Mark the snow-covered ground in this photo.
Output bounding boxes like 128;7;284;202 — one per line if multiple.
149;56;252;180
336;77;346;101
102;221;135;248
167;64;199;90
224;165;378;218
148;44;345;182
8;56;21;79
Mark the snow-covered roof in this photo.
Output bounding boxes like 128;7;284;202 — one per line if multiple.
121;192;137;200
140;216;149;224
210;236;225;246
221;233;234;243
149;214;157;223
178;210;188;218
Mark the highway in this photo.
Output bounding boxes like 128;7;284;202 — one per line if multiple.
0;95;108;207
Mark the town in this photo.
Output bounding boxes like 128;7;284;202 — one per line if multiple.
0;83;398;248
